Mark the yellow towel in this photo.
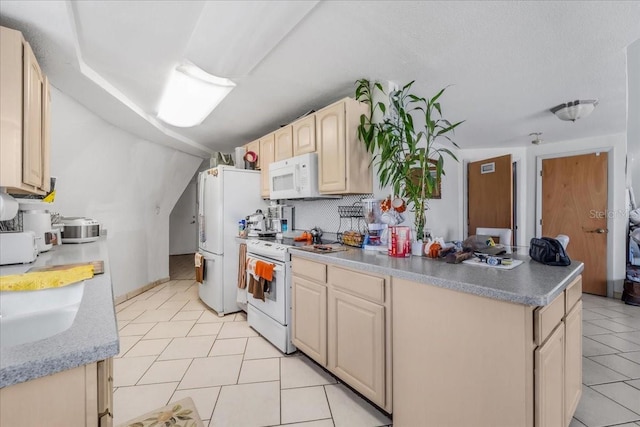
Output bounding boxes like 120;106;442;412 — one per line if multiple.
0;265;94;291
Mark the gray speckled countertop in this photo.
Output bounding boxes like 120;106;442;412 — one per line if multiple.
0;238;119;388
290;247;584;306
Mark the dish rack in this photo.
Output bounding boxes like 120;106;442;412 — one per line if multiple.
337;204;366;247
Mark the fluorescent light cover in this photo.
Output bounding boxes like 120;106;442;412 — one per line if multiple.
157;63;235;127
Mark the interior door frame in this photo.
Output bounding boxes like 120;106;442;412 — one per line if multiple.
535;147;613;296
462;156;524;245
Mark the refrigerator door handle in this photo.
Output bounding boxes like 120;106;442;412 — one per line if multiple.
198;172;206;243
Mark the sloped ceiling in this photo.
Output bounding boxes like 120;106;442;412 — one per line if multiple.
1;1;639;159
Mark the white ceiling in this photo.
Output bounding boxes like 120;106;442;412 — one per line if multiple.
1;1;639;158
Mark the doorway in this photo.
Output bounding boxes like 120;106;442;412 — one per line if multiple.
538;152;608;295
467;154;515;244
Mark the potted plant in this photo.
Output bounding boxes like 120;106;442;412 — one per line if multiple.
355;79;463;245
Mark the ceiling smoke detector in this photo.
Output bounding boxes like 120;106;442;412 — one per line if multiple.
530;132;543;145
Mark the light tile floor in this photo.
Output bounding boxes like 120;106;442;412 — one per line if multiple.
115;256;640;426
113;255;392;426
571;294;640;427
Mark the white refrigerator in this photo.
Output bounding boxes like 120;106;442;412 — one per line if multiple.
197;166;263;315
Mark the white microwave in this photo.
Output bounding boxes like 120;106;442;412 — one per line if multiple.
269;153;339;200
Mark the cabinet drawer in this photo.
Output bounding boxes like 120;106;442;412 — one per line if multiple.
564;276;582;314
534;292;565;346
292;257;327;283
328;266;385;304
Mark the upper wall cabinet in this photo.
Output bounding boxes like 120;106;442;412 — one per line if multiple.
0;26;50;195
292;114;316;156
316;98;372;194
260;133;275;198
274;125;293;161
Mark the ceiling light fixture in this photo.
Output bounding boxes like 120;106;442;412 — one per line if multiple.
157;63;236;128
549;99;598;122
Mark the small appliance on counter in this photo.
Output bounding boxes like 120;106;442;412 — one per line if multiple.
19;200;54;252
265;202;294;234
60;217;100;243
0;231;38;265
246;210;266;237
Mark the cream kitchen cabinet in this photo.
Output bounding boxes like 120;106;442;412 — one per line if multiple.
564;300;583;426
274;125;293;161
291;256;392;412
0;358;113;427
0;26;51;195
292;114;316;156
316;98;372;194
244;139;260;169
292;275;327;365
392;275;583;427
259;133;275;197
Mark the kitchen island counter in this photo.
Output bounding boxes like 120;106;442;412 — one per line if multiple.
290;247;583;306
0;238;118;388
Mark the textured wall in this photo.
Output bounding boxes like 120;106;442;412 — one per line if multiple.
49;87;203;298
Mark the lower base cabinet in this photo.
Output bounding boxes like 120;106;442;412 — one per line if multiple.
291;257;392;413
392;275;582;427
292;275;327;366
0;358;113;427
328;288;385;406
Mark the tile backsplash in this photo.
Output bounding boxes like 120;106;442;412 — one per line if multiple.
286;194;373;235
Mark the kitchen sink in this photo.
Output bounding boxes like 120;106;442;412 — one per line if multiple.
0;280;85;347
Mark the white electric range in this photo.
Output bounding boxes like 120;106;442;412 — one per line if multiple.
244;239;296;354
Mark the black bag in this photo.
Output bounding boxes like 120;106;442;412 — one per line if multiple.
529;237;571;266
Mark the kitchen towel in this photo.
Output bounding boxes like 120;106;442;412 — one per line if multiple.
194;253;204;283
255;260;274;281
248;276;268;301
237;243;247;289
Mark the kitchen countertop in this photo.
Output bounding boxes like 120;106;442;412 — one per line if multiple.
0;238;119;388
290;247;584;306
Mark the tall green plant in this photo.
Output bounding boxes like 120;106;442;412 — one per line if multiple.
355;79;464;240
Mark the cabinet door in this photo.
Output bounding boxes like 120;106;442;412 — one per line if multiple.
292;276;327;365
260;133;275;197
565;301;582;425
245;139;260;169
23;41;44;188
97;358;113;424
328;288;385;407
41;75;51;192
316;102;346;193
535;324;565;427
293;115;316;156
274;126;293;161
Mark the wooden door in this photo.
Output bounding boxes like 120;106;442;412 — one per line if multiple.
293;115;316;156
292;276;327;365
328;288;385;408
468;154;513;243
274;126;293;161
317;101;346;193
535;324;565;427
259;133;275;197
564;301;582;425
23;41;44;188
542;153;607;295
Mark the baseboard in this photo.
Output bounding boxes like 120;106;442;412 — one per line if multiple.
613;291;622;300
114;276;170;305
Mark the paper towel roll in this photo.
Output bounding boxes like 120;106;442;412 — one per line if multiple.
0;193;19;221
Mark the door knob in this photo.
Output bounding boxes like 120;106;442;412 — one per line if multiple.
584;228;607;234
